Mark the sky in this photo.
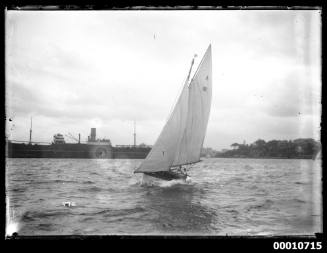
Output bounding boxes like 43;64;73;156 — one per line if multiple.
5;10;321;151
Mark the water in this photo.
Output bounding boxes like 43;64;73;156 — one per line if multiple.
6;158;322;236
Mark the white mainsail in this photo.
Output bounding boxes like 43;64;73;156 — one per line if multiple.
135;45;212;173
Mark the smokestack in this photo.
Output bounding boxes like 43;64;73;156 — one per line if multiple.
91;128;96;142
29;117;32;144
78;133;80;144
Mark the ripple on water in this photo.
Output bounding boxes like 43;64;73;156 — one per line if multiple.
22;209;73;220
9;187;27;193
295;181;308;185
89;206;146;219
293;198;307;203
6;158;321;235
246;199;274;211
78;186;103;193
37;223;54;231
82;180;95;185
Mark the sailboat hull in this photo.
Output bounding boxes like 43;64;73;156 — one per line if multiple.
144;171;187;181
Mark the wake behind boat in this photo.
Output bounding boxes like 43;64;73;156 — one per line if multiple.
134;45;212;181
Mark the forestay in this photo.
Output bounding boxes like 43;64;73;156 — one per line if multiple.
135;45;212;173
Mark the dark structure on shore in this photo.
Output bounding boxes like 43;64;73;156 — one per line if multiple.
6;127;151;159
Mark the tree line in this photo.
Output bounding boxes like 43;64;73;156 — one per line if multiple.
201;138;321;159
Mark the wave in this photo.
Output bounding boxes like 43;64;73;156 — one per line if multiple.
78;186;103;193
293;198;306;203
248;185;259;190
29;179;79;185
246;199;274;211
21;209;72;222
80;216;94;222
37;223;54;231
294;181;308;185
226;177;247;184
89;172;100;176
21;173;34;176
158;178;193;188
82;180;94;185
11;179;29;182
140;175;193;188
9;187;26;193
54;179;79;184
89;206;146;218
226;209;239;215
244;165;254;170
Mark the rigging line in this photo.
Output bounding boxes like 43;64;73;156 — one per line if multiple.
165;74;187;123
186;54;197;86
190;46;210;85
165;54;196;122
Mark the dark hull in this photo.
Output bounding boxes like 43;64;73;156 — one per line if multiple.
6;142;151;159
144;171;187;181
112;146;151;159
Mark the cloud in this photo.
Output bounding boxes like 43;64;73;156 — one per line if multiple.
238;10;320;63
259;71;321;118
5;10;321;150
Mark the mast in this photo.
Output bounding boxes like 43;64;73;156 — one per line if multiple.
29;117;32;144
165;53;198;122
186;54;197;85
133;120;136;147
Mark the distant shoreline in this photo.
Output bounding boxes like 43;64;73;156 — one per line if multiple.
202;156;317;160
201;138;320;160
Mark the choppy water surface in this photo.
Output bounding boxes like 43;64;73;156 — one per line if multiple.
6;158;322;235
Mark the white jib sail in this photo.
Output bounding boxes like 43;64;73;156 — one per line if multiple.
135;45;212;173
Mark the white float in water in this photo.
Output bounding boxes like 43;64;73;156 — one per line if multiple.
62;201;76;207
185;176;192;183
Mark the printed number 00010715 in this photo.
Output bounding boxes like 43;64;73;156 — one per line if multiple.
273;242;322;250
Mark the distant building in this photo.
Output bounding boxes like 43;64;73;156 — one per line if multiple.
53;133;65;144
